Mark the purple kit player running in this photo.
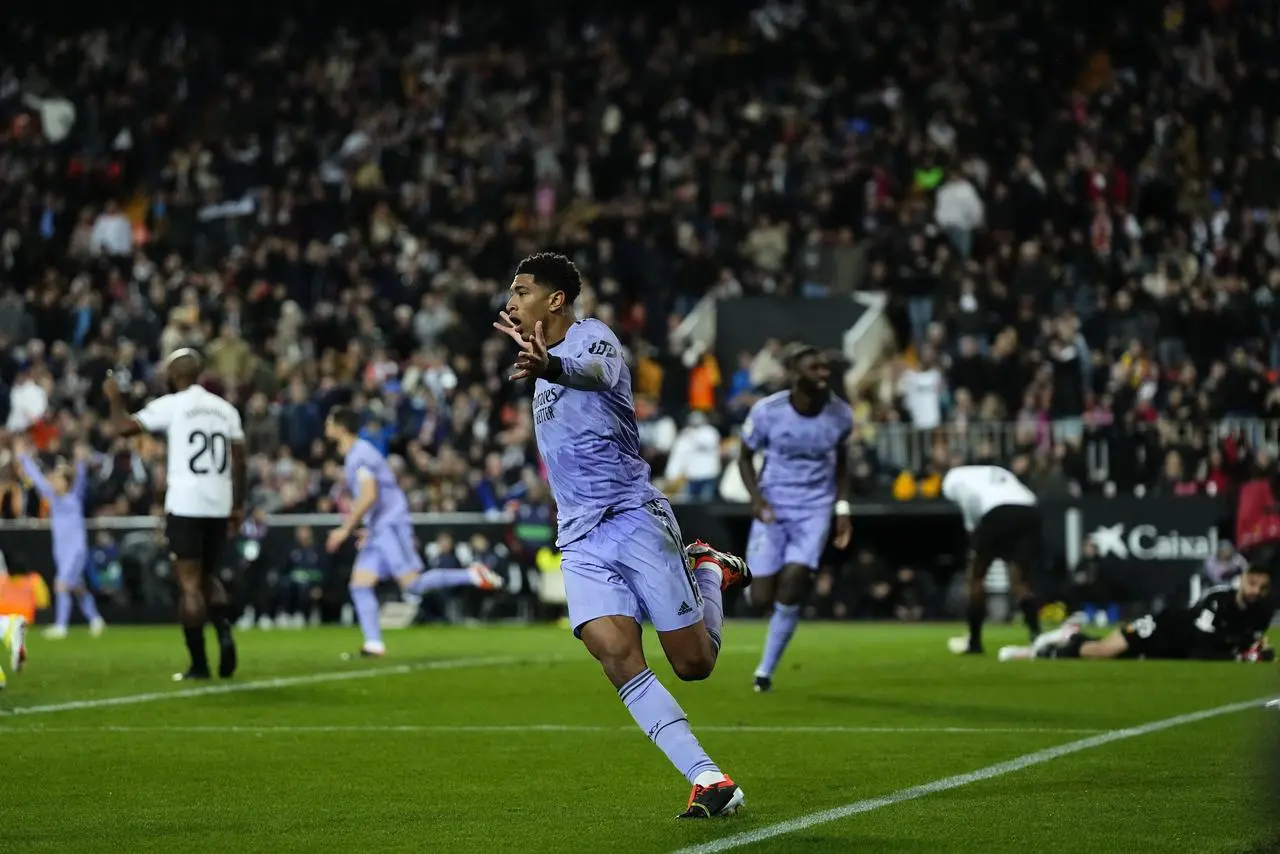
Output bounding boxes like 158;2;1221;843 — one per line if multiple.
495;252;752;819
324;407;503;658
14;438;105;639
738;344;853;693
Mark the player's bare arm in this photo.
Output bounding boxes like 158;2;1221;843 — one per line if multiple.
832;432;854;550
102;373;145;437
328;470;378;553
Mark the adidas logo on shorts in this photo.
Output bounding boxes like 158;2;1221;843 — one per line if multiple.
677;601;693;616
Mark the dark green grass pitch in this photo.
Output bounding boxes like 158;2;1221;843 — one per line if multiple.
2;623;1277;853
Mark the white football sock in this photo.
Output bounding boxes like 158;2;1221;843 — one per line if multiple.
694;769;728;787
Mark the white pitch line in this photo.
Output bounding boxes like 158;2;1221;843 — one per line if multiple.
708;725;1104;735
0;654;565;717
0;723;1105;735
670;696;1277;854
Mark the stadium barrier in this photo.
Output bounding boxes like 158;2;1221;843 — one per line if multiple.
865;417;1280;473
0;497;1228;623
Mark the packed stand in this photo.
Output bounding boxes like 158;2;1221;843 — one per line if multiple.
0;4;889;523
842;1;1280;501
640;0;1280;505
0;1;1079;517
2;1;1279;534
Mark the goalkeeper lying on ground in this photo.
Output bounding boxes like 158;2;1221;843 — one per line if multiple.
1001;564;1274;662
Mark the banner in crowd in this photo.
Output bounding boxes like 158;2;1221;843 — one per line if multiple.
0;496;1228;623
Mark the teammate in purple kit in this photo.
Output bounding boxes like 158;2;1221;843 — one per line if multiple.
738;345;854;693
494;252;752;819
14;437;105;639
324;407;503;658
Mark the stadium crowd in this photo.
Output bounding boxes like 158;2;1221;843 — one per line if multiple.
0;3;1279;626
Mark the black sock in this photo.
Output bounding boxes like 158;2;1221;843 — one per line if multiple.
1020;597;1042;639
966;601;985;650
183;625;209;672
208;604;233;642
1055;633;1092;659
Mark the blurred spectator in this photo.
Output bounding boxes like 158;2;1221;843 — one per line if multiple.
275;526;326;628
89;202;133;259
897;350;945;432
725;352;760;420
1067;538;1123;628
7;366;48;433
664;412;723;502
636;396;678;476
1202;541;1249;587
88;531;123;601
934;171;985;260
889;567;933;622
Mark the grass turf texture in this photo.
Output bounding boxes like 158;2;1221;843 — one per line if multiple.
3;623;1277;854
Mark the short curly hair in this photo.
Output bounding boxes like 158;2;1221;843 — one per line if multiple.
515;252;582;304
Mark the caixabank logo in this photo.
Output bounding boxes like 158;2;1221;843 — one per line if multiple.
1088;522;1219;561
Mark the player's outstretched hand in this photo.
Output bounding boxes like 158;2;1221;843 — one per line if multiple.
354;528;369;550
833;515;853;549
493;313;549;380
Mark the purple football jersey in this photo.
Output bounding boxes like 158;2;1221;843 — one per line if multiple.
19;455;89;573
532;318;662;547
344;438;412;531
741;390;853;514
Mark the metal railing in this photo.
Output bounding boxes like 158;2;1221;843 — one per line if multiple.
860;418;1280;474
1;419;1274;532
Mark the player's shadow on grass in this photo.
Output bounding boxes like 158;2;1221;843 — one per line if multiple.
193;686;349;709
805;692;1104;729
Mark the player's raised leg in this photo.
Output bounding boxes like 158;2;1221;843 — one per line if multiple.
621;502;749;817
565;515;745;819
649;541;751;684
624;500;750;683
684;540;751;660
397;522;504;603
404;564;504;597
664;540;752;818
